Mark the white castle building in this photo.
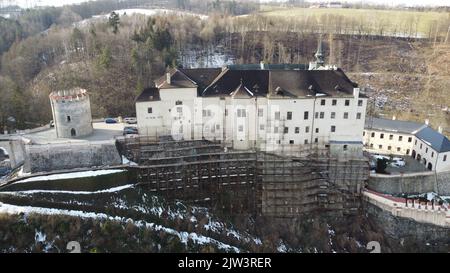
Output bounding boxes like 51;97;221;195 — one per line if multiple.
136;42;368;158
364;117;450;172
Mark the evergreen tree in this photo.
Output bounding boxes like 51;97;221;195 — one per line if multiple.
108;11;120;34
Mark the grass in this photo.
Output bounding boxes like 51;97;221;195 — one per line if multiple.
258;6;450;37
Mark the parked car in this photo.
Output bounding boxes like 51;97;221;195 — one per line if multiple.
123;126;138;136
105;118;118;124
124;117;137;124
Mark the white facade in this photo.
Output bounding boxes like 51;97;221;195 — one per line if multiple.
412;138;450;172
363;129;414;155
136;67;367;158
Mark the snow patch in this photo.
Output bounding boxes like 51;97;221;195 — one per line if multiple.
14;169;126;184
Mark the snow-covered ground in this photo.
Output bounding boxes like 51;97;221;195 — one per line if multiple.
0;202;239;252
14;169;126;184
0;184;134;196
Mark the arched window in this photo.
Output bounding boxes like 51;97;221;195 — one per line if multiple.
427;163;432;171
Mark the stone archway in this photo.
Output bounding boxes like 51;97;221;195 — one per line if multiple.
411;150;416;159
427;162;433;171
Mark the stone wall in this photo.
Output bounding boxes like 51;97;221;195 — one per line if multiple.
23;140;122;173
0;138;26;169
368;171;450;196
365;202;450;243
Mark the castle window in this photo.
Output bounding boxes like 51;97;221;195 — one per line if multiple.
258;108;263;117
379;145;382;149
397;147;401;152
399;136;403;141
274;111;280;120
370;143;374;148
320;112;324;119
332;99;337;106
147;107;152;114
380;133;384;139
304;139;309;144
289;140;294;144
343;112;349;119
408;137;412;142
175;100;182;105
237;109;246;118
358;100;363;106
315;128;319;133
287;111;292;120
295;127;300;134
356;112;362;119
304;111;309;120
371;132;375;137
331;112;336;119
444;155;447;162
431;152;434;158
67;116;71;122
314;138;318;143
389;135;393;140
343;145;348;151
284;127;289;134
420;144;423;149
345;100;350;106
260;124;265;130
320;99;326;106
425;147;428;153
238;125;244;132
388;146;392;150
274;127;279;133
305;126;310;133
331;126;336;133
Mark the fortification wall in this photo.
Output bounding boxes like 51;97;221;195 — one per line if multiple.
0;138;26;168
363;191;450;241
368;171;450;195
23;141;121;173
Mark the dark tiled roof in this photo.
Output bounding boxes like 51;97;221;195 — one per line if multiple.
415;126;450;153
202;69;269;97
364;117;426;134
202;68;356;97
178;68;222;91
227;64;308;70
156;69;197;89
136;87;160;102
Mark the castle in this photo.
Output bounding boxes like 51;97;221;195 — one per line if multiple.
135;41;367;158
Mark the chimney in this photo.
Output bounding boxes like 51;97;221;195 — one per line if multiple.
353;87;360;98
425;119;429;125
392;115;396;120
166;72;171;85
438;126;443;134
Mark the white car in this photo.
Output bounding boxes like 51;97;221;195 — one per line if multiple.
123;117;137;124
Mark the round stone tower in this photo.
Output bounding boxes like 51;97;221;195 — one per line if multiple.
49;88;93;138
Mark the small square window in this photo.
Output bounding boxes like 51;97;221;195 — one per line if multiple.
287;111;292;120
147;107;152;114
284;127;289;134
314;138;318;143
315;128;319;133
332;99;337;106
289;140;294;144
343;145;348;151
258;108;264;117
356;112;362;119
320;99;325;106
371;132;375;137
379;145;382;149
345;100;350;106
274;111;280;120
295;127;300;134
331;112;336;119
358;100;363;106
260;124;265;130
304;139;309;144
399;136;403;141
380;133;384;139
343;112;349;119
320;112;324;119
389;135;393;140
305;126;310;133
331;126;336;133
444;155;447;162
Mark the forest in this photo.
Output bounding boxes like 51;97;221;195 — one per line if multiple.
0;0;449;131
